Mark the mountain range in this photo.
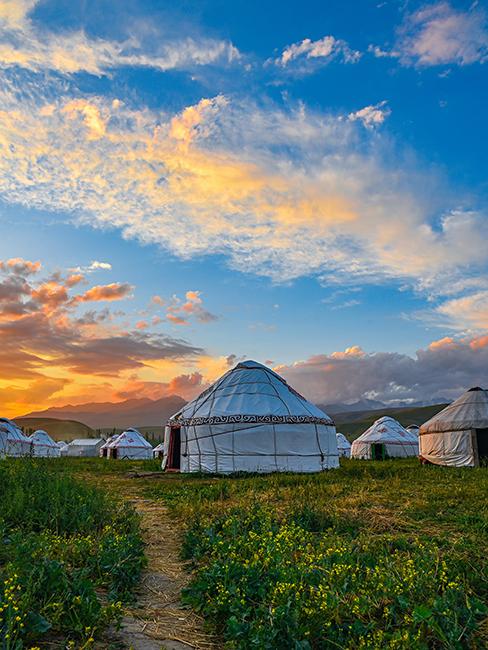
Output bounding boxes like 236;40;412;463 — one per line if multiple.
22;395;186;430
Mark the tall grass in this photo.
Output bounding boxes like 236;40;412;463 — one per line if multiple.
0;459;145;649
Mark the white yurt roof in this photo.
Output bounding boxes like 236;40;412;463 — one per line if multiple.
0;418;30;443
30;429;58;448
336;432;351;450
110;428;152;449
354;416;417;445
420;387;488;434
406;424;420;434
101;434;121;449
153;442;164;453
170;360;333;426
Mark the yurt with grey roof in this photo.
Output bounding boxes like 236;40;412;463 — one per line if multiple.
162;360;339;474
419;387;488;467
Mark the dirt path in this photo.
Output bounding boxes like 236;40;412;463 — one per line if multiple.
90;475;219;650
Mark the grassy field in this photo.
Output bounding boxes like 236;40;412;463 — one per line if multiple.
1;458;486;649
0;459;145;648
15;417;96;441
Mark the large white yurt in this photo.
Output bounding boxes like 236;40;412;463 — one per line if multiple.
336;432;351;458
0;418;31;457
99;434;120;458
107;428;152;460
351;416;418;460
30;430;61;458
162;360;339;474
419;387;488;467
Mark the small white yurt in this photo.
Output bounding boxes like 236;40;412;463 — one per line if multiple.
406;424;420;436
153;442;164;459
162;360;339;474
0;418;32;457
30;430;61;458
67;438;104;457
100;434;120;458
419;387;488;467
336;432;351;458
351;416;418;460
57;441;69;456
107;428;152;460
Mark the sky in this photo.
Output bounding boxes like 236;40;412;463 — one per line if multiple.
0;0;487;416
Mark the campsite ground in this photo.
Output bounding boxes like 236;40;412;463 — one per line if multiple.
1;458;487;648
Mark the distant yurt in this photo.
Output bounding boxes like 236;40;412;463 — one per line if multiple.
0;418;31;457
30;430;61;458
57;441;69;456
67;438;104;457
351;416;418;460
419;387;488;467
163;360;339;474
100;434;120;458
406;424;420;436
153;442;164;459
336;432;351;458
107;428;152;460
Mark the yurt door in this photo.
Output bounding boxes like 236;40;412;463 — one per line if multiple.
372;443;385;460
166;426;181;470
475;429;488;464
112;447;118;460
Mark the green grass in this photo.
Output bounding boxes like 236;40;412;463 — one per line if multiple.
0;459;145;649
143;460;488;649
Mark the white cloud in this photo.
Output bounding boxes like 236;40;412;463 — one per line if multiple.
396;2;488;67
276;335;488;405
0;0;240;76
275;35;361;69
0;82;487;331
348;100;391;128
71;261;112;274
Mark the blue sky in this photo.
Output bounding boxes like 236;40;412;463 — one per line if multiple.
0;0;487;413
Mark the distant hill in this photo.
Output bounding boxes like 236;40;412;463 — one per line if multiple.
333;403;448;441
21;395;186;430
15;417;95;442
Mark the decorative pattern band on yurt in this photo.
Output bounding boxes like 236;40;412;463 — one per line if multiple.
0;418;32;457
351;416;418;460
29;429;61;457
162;360;339;474
419;387;488;467
336;432;351;458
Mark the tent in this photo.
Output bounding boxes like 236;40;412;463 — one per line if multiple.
57;441;69;456
336;432;351;458
0;418;31;457
100;434;120;458
67;438;104;457
162;360;339;474
419;387;488;467
406;424;420;437
153;442;164;459
106;428;153;460
351;416;418;460
30;429;61;458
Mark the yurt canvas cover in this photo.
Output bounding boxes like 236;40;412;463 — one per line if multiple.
406;425;420;436
100;434;120;457
67;439;104;457
419;387;488;467
336;432;351;458
30;430;60;458
0;418;31;457
57;441;69;456
107;428;152;460
351;416;418;460
163;360;339;474
153;442;164;458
